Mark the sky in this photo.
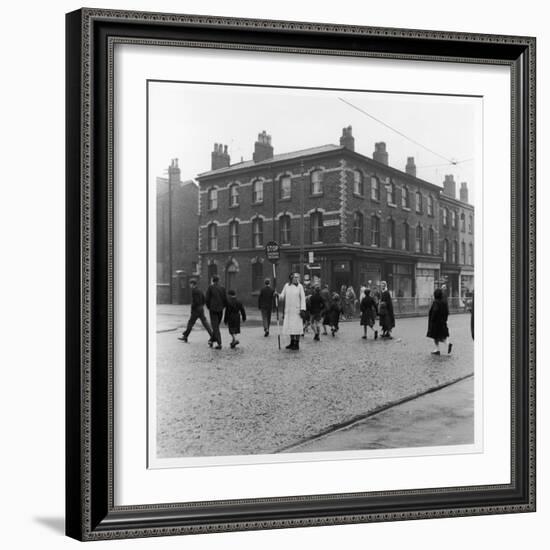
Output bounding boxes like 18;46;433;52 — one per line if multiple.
148;81;480;202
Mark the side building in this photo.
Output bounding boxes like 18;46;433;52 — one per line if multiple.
438;175;475;303
156;159;199;304
196;128;474;309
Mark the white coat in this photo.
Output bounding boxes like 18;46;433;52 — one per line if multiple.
280;282;306;335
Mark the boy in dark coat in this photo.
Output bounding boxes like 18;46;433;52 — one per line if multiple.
205;275;227;349
320;284;331;335
307;286;325;341
258;278;275;337
427;288;452;355
223;289;246;349
327;293;343;337
359;288;378;340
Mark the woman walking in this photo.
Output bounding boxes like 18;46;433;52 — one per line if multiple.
379;281;395;338
360;288;378;340
427;288;452;355
279;273;306;350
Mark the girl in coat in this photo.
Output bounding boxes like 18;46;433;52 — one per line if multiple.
223;289;246;349
427;288;452;355
360;288;378;340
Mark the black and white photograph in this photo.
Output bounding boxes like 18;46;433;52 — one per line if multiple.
149;82;479;466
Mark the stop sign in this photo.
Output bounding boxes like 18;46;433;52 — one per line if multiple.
265;241;280;263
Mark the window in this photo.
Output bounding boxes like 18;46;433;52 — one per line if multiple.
460;212;466;232
310;170;323;195
387;180;396;205
452;240;458;263
468;243;474;265
251;260;263;292
207;187;218;210
427;195;434;216
279;215;291;245
229;184;239;207
443;207;448;226
252;179;263;203
451;210;457;228
402;222;410;251
371;215;380;246
415;191;423;213
353;170;364;196
443;239;449;262
310;211;323;243
427;227;434;254
469;214;473;234
371;176;380;201
207;262;217;282
387;218;395;248
402;186;410;208
252;217;263;247
461;241;466;264
353;212;363;244
280;175;291;200
415;225;423;253
229;221;239;249
207;223;217;251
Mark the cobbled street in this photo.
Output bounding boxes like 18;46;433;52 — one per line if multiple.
156;313;474;458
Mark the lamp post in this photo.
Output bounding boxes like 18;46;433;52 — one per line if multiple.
168;173;173;304
299;159;305;281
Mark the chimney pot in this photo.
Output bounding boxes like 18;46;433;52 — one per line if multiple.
373;142;388;165
459;181;469;203
253;130;274;162
211;142;231;170
340;125;355;151
442;174;457;199
405;156;416;177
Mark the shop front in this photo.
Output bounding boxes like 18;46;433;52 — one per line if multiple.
415;261;441;305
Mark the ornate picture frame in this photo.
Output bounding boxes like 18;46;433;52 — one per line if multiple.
66;8;536;541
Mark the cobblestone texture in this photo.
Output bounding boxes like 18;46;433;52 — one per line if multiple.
156;313;473;458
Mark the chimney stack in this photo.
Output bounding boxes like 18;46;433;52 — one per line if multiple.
443;174;457;199
211;143;231;170
460;181;469;203
253;130;274;163
373;142;388;165
340;125;355;151
168;158;181;183
405;157;416;177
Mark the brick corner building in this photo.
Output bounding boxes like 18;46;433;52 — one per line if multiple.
194;127;474;308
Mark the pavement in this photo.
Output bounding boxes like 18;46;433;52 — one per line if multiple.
281;376;474;453
155;313;474;459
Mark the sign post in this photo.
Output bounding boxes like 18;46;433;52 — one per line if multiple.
265;241;281;349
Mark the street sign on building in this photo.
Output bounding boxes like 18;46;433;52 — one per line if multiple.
323;218;340;227
308;251;314;264
265;241;280;263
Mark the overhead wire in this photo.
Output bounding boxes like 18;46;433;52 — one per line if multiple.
338;96;469;167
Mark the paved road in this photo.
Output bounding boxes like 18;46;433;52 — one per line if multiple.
155;313;474;459
282;376;474;453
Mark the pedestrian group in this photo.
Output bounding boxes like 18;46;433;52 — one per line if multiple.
179;274;456;355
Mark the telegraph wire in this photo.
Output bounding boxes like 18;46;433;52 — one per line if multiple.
338;96;464;166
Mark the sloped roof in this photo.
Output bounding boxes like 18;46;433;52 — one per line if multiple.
197;144;342;178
